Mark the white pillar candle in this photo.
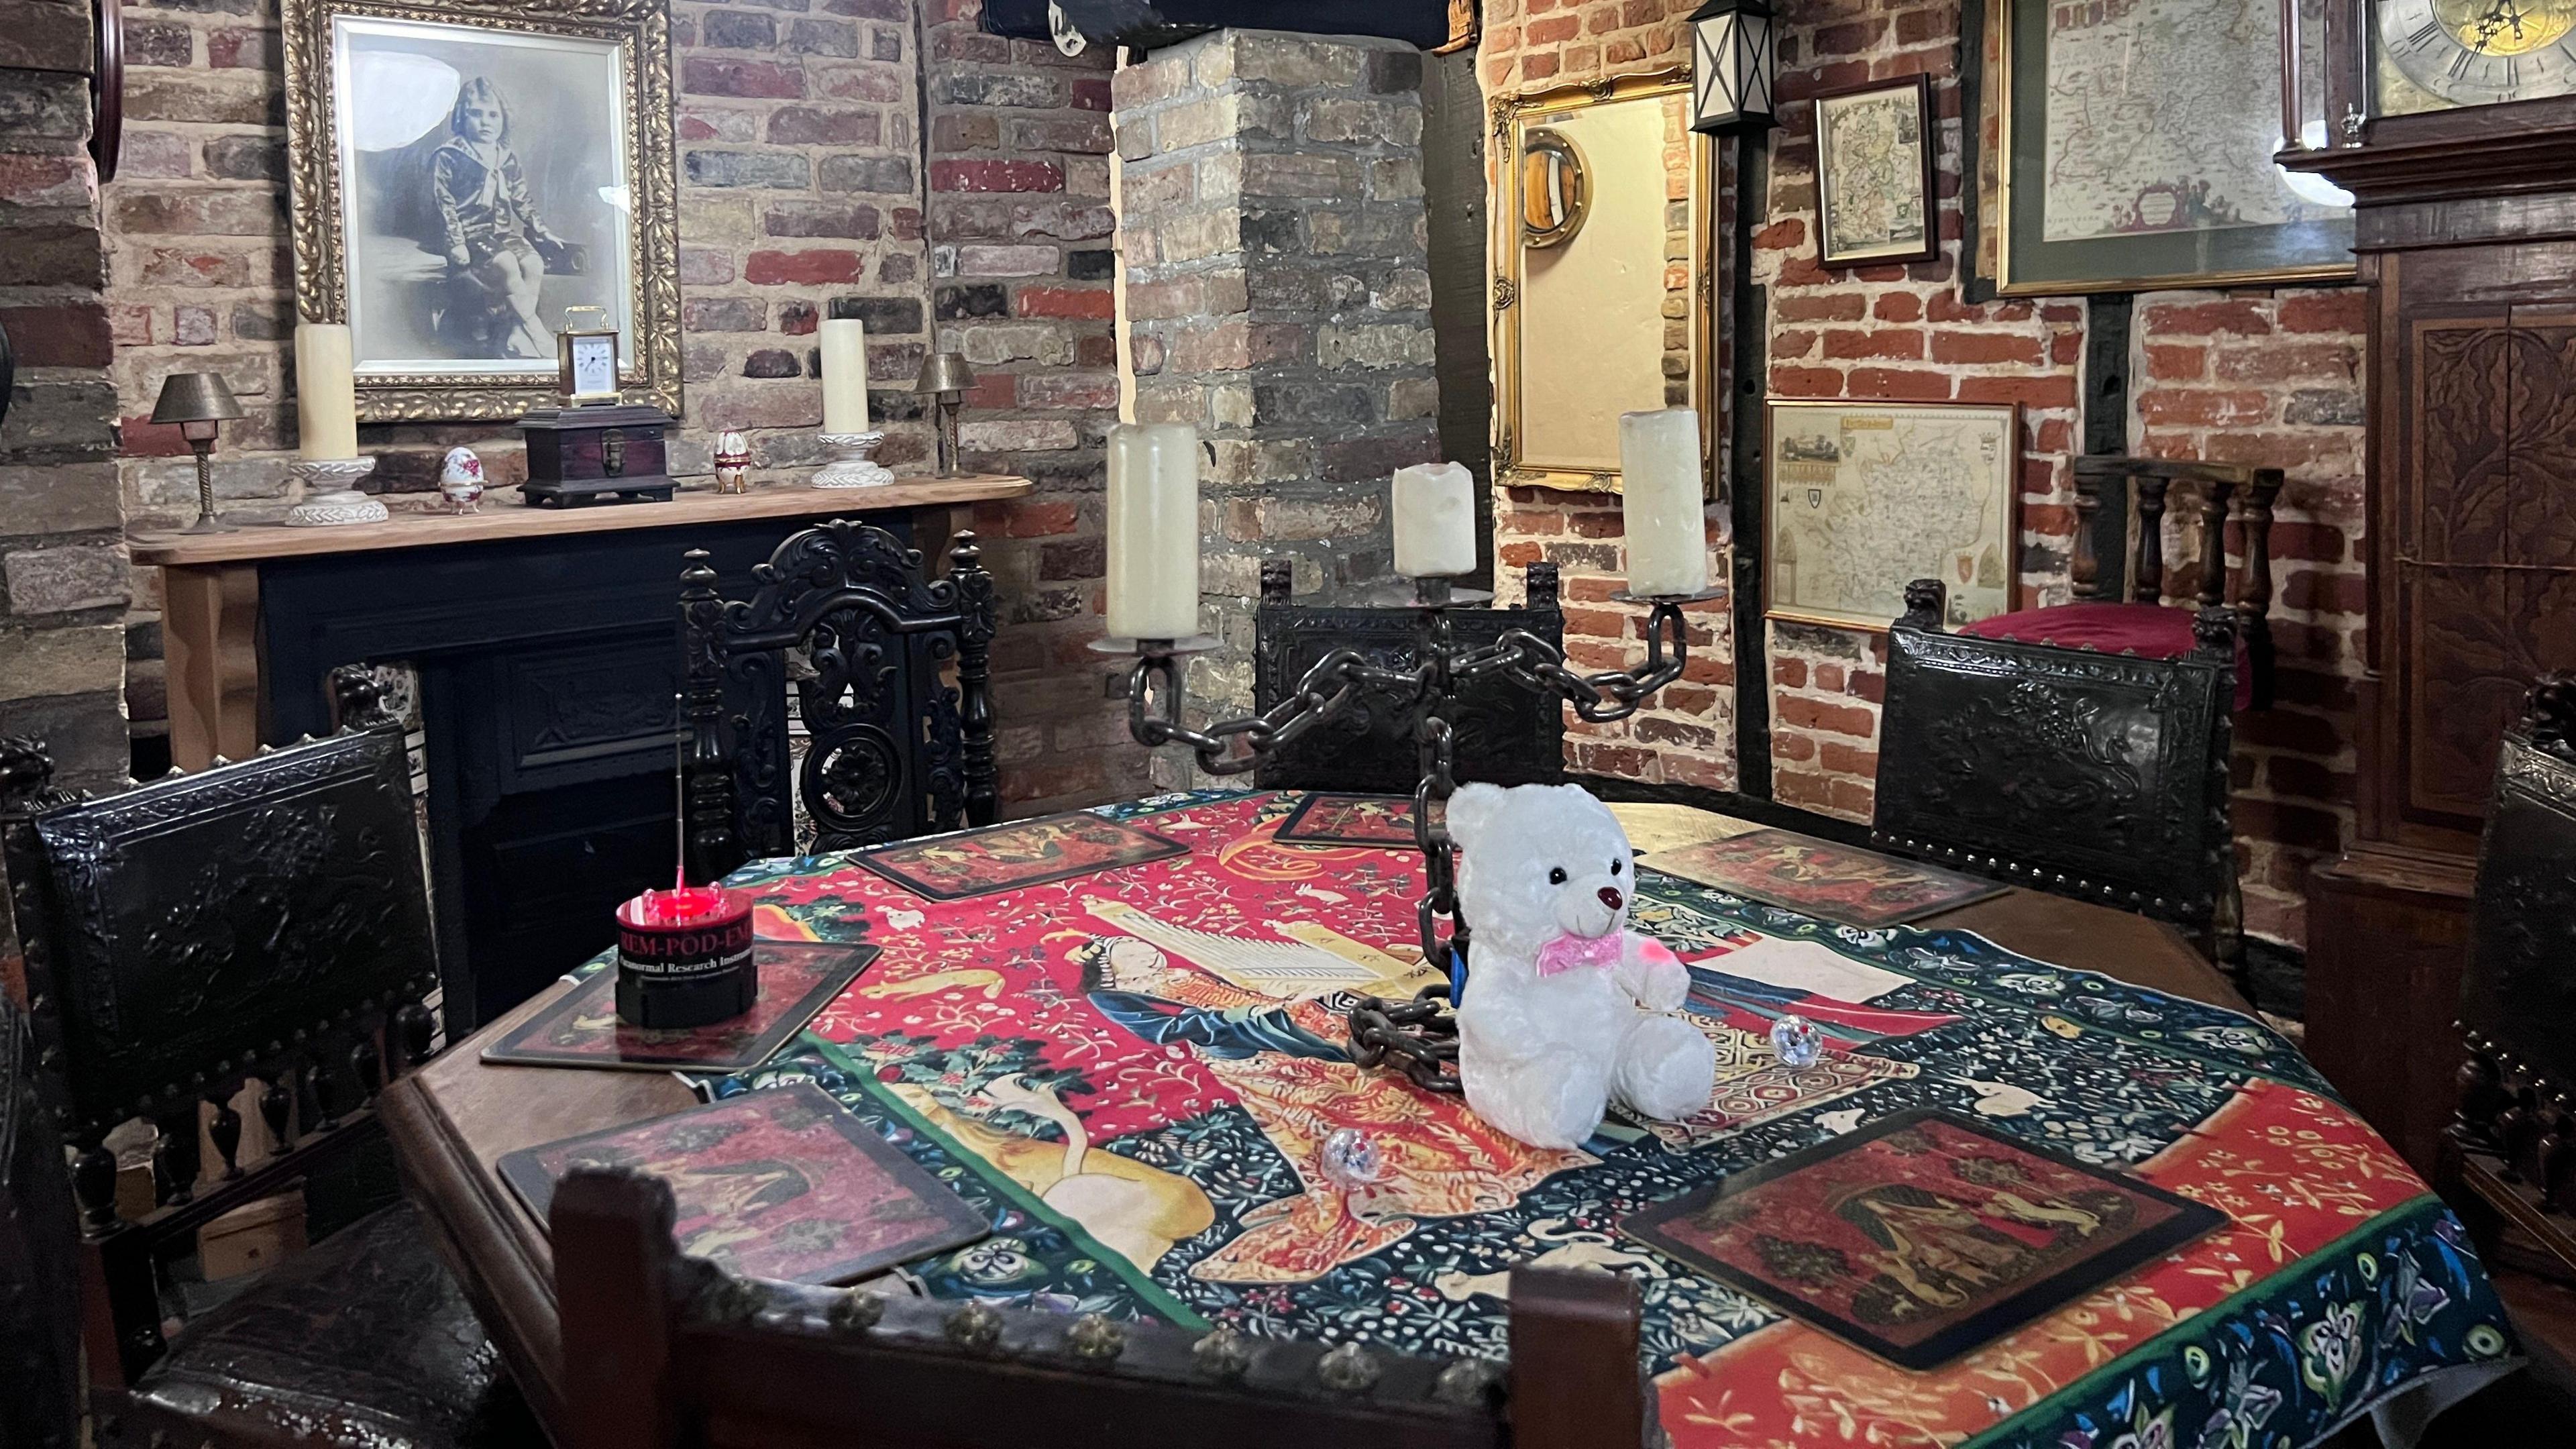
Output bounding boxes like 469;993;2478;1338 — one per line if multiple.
1391;462;1477;578
1106;422;1201;641
819;317;869;434
1619;408;1709;598
292;323;359;461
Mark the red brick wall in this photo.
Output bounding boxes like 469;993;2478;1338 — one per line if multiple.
91;0;1135;814
922;1;1142;812
1477;0;2369;947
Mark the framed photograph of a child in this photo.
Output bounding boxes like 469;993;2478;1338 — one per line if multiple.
282;0;680;423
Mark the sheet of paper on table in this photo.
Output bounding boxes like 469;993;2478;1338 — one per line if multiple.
1607;801;1768;853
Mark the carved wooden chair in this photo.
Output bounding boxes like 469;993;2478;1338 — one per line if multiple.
2451;675;2576;1276
0;667;538;1449
1874;579;2245;969
1958;456;2282;710
1250;560;1568;794
552;1166;1651;1449
680;523;999;883
1;990;80;1449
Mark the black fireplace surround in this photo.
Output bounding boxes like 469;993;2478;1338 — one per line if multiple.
257;511;921;1029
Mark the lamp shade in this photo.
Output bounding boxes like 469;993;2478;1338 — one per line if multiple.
1687;0;1777;136
150;371;246;425
913;352;976;396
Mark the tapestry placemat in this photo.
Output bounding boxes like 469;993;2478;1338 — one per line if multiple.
853;812;1189;900
1641;828;2005;926
498;1081;988;1285
481;941;875;1073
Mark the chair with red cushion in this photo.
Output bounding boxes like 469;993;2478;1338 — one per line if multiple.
1959;456;2282;711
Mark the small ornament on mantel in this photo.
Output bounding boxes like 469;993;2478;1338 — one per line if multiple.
439;447;486;515
713;430;752;494
519;307;676;507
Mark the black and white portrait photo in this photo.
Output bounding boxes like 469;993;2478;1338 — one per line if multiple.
331;17;634;374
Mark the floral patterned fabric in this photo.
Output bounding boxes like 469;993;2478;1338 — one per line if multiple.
659;790;2512;1448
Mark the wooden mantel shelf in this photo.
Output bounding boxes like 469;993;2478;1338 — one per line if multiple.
136;473;1034;775
129;475;1033;567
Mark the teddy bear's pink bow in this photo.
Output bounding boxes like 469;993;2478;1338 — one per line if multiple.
1534;931;1623;977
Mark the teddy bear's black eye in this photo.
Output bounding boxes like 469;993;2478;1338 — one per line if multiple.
1547;867;1568;885
1611;861;1623;875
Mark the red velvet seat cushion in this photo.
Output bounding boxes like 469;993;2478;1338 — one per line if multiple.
1959;602;2253;711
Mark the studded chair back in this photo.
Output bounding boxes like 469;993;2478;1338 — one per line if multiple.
0;991;80;1449
551;1166;1647;1449
0;672;443;1385
1250;561;1568;794
2451;675;2576;1265
680;523;998;883
1874;578;2243;966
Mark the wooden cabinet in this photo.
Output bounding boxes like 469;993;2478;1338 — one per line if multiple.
2286;99;2576;1171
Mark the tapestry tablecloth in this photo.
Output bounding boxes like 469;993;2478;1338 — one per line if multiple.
642;789;2512;1448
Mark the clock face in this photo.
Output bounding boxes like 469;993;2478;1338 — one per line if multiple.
2377;0;2576;109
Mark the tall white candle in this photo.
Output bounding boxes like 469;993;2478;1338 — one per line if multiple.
1391;462;1476;578
1619;408;1709;598
819;318;869;434
292;323;359;461
1106;423;1201;641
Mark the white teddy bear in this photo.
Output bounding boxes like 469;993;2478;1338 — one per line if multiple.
1445;781;1718;1149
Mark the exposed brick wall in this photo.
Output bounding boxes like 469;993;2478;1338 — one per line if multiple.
0;1;127;797
1114;28;1440;766
1478;0;2371;948
922;0;1140;812
88;0;1130;815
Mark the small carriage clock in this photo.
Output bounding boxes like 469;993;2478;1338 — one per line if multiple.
520;307;678;506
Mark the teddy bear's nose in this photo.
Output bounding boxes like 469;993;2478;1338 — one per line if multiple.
1598;886;1624;911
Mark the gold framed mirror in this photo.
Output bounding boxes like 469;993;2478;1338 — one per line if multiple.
1491;70;1713;495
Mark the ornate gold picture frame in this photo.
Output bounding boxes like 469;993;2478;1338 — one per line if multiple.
281;0;680;422
1490;70;1715;495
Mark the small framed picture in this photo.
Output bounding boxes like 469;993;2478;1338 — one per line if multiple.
558;317;619;404
1811;74;1937;270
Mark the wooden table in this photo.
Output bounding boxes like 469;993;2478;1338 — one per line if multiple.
131;476;1032;771
382;846;2245;1432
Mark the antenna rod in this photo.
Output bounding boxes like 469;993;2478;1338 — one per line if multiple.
673;690;686;892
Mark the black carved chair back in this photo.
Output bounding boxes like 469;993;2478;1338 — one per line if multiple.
1;991;80;1449
2452;676;2576;1258
1251;562;1568;794
682;523;998;883
552;1166;1647;1449
0;669;443;1385
1873;578;2242;965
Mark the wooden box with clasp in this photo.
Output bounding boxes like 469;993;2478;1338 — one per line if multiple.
518;402;677;507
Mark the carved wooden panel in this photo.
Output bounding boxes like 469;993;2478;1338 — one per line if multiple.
1252;604;1566;795
2459;729;2576;1099
1874;623;2234;934
2396;311;2576;833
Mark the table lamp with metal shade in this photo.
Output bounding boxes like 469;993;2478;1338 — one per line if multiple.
152;372;246;535
914;352;975;477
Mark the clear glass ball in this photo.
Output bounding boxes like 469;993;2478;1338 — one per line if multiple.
1769;1013;1824;1069
1319;1126;1385;1189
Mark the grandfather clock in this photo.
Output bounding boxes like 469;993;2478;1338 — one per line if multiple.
2282;9;2576;1173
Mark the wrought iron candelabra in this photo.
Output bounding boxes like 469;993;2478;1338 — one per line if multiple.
1116;564;1718;1089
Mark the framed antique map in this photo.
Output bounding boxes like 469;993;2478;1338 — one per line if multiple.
1764;400;2019;633
1992;0;2354;293
1813;76;1935;269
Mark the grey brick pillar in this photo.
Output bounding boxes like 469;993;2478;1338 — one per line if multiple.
1114;29;1439;751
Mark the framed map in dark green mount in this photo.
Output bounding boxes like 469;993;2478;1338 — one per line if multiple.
1990;0;2355;293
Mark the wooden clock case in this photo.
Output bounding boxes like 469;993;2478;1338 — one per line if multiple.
2283;95;2576;1173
